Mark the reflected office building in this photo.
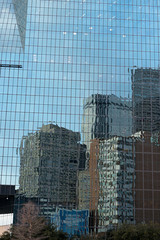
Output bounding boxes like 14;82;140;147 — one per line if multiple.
132;68;160;133
82;94;132;151
133;132;160;224
17;124;86;215
98;137;135;231
132;68;160;223
86;136;135;232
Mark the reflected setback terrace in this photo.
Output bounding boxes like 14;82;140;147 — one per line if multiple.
0;0;160;234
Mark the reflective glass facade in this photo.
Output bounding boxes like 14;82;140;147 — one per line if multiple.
1;0;160;234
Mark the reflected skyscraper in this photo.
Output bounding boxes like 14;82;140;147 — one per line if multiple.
19;124;85;209
98;137;135;231
82;94;132;169
132;68;160;133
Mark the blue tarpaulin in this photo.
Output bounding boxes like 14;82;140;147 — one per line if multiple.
59;209;89;236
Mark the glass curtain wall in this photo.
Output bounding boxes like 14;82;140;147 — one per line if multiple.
0;0;160;235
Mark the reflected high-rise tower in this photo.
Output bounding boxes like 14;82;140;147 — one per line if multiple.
132;69;160;225
98;137;135;231
82;94;132;151
19;124;85;209
132;68;160;133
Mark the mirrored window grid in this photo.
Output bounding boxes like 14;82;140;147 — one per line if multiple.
0;0;160;234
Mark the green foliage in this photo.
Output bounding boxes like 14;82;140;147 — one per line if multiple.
79;231;113;240
43;223;68;240
0;231;11;240
112;223;160;240
79;223;160;240
113;224;137;240
79;235;92;240
2;217;160;240
96;230;114;240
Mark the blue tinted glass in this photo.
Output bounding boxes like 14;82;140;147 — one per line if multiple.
0;0;160;234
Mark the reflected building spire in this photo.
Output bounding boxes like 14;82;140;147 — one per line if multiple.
0;0;28;53
13;0;28;50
